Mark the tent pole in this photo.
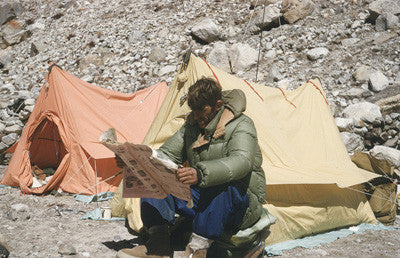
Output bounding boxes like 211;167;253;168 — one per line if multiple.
52;122;60;165
95;159;99;208
255;0;267;82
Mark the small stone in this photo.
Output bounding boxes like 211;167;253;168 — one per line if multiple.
8;203;30;221
148;46;166;63
369;70;389;92
57;242;77;255
353;65;373;82
79;54;103;71
385;114;393;124
0;142;8;152
341;132;364;153
341;38;360;47
4;124;22;134
1;133;17;146
390;113;400;120
307;47;329;61
81;75;94;83
158;65;176;76
384;136;398;148
24;99;35;106
335;117;355;132
11;203;29;212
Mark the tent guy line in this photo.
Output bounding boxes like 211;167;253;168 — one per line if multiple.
75;171;123;197
346;186;397;204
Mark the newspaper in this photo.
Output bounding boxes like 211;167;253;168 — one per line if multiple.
100;128;192;203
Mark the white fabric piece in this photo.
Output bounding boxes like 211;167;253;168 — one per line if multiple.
188;233;213;252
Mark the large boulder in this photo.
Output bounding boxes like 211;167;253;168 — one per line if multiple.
207;42;230;73
370;145;400;167
367;86;400;115
191;18;220;43
0;1;23;26
229;43;258;73
281;0;316;24
254;6;281;31
2;20;31;46
375;13;399;31
158;65;176;76
368;0;400;22
342;102;382;124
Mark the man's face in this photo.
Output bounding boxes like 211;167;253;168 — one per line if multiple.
192;105;218;129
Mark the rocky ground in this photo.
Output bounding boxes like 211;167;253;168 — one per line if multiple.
1;164;400;257
1;0;400;257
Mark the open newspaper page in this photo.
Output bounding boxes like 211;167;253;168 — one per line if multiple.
100;128;191;202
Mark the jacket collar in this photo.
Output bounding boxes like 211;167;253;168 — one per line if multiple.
191;106;235;149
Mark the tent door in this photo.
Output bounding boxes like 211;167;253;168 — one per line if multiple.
28;117;67;185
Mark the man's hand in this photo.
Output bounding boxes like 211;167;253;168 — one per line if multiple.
176;167;198;185
115;155;125;169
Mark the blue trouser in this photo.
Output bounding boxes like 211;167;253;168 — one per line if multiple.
141;184;249;240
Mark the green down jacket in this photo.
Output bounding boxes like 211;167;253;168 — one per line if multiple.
159;89;266;230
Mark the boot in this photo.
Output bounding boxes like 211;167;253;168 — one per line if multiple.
117;225;172;258
184;233;213;258
244;240;265;258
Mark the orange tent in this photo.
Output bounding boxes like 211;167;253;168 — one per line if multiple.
0;64;168;195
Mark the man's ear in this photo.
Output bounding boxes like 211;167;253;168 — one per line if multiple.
215;100;223;111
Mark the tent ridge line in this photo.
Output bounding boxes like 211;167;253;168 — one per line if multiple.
276;87;296;108
243;79;264;102
307;80;328;105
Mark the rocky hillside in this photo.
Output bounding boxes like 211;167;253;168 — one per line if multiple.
1;0;400;168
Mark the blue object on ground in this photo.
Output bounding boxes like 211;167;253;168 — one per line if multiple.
75;191;114;203
80;208;125;221
265;223;397;256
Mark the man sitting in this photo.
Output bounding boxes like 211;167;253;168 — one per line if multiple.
117;78;267;257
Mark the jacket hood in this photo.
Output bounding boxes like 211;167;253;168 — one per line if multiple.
222;89;246;118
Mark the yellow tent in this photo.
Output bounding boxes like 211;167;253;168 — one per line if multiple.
111;53;378;245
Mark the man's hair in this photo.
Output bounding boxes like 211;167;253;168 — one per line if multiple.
187;78;222;110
